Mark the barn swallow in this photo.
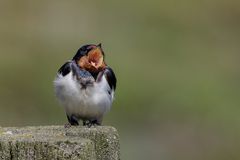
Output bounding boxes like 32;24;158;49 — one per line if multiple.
54;44;117;127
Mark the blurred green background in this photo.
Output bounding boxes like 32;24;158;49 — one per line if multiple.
0;0;240;159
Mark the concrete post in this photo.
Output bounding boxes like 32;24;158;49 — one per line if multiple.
0;126;120;160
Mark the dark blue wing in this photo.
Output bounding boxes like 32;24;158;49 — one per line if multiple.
58;61;72;76
104;67;117;90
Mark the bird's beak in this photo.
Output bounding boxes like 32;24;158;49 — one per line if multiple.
97;43;102;49
90;61;98;69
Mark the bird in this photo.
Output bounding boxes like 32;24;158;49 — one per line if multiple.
54;44;117;127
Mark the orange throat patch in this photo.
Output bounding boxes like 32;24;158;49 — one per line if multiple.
78;47;106;72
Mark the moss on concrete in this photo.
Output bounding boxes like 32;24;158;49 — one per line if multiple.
0;126;120;160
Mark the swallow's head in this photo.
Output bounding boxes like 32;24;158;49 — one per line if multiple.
72;43;106;73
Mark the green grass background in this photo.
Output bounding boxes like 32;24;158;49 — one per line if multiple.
0;0;240;159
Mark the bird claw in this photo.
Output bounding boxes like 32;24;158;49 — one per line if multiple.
83;120;100;128
83;120;92;128
64;123;72;128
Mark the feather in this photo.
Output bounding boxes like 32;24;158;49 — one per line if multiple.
104;67;117;90
58;61;72;76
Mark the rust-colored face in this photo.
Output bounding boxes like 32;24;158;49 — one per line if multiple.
78;47;106;73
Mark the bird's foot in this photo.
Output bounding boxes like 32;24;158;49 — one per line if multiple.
64;123;72;128
83;120;101;128
83;120;93;128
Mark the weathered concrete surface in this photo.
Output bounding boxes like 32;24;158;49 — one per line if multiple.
0;126;120;160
